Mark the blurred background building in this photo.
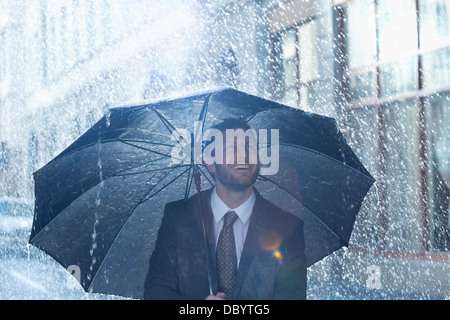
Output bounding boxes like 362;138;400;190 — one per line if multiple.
0;0;449;299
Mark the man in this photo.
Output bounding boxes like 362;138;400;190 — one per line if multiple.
144;118;307;300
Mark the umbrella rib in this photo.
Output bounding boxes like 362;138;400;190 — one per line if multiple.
184;165;193;199
149;106;195;157
138;164;188;204
277;142;375;182
243;112;259;123
198;165;214;187
197;93;211;132
118;138;175;148
141;166;192;203
258;175;348;246
114;164;191;177
150;106;179;139
118;140;173;159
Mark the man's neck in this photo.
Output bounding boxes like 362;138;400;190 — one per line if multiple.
215;183;254;209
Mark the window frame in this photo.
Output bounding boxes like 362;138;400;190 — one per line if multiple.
267;0;319;109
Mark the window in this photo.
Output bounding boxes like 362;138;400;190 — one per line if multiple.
382;100;421;252
425;93;450;251
270;17;319;111
419;0;450;51
378;0;417;62
298;20;319;109
378;0;418;97
345;0;376;69
343;0;420;103
422;46;450;90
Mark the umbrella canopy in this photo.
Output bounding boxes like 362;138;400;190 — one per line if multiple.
29;88;374;299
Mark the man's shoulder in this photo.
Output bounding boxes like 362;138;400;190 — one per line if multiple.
255;190;303;235
165;188;211;206
164;196;190;211
163;188;213;217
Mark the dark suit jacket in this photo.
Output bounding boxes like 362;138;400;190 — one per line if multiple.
144;188;307;300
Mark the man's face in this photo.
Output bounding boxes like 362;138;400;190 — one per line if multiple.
212;130;259;192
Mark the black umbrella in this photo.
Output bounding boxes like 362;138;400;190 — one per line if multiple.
29;88;374;299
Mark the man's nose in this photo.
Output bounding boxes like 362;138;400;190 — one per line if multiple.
235;145;248;164
236;142;256;164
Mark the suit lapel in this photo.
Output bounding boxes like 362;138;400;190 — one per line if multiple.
233;191;268;298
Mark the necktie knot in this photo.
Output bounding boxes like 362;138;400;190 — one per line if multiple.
223;211;238;228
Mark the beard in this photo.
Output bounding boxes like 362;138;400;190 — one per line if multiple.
214;164;259;192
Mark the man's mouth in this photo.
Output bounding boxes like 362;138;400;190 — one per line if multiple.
231;164;251;170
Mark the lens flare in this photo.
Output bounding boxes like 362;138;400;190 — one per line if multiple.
273;250;283;261
260;230;282;252
260;231;285;262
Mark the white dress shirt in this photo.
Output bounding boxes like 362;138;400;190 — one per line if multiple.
210;187;256;266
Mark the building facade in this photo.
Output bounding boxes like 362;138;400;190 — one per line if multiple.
262;0;450;298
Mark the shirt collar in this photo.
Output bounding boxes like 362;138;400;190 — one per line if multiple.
211;187;255;226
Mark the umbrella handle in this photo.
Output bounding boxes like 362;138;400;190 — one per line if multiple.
193;165;214;296
193;165;201;193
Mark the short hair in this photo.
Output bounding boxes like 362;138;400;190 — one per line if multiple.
210;118;251;133
205;118;253;152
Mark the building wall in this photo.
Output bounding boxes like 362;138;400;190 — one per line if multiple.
253;0;450;298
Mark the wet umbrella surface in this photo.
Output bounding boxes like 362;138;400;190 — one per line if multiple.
29;88;374;299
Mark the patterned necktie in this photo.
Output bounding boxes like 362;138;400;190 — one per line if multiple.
217;210;238;299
